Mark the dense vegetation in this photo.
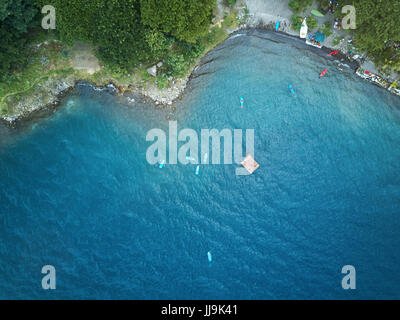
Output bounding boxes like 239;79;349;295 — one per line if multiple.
289;0;313;14
324;0;400;71
2;0;217;79
349;0;400;71
140;0;215;43
1;0;399;88
289;0;400;71
0;0;39;77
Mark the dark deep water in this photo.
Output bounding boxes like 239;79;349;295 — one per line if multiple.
1;31;400;299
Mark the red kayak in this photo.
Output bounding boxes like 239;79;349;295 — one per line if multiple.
328;51;339;56
319;69;328;78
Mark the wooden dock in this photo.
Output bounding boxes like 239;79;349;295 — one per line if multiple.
241;154;259;174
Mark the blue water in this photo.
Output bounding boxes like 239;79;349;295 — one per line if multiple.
1;30;400;299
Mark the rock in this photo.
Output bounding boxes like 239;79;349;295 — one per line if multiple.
147;65;157;77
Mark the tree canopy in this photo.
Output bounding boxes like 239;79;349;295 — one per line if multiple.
36;0;217;69
0;0;38;76
2;0;399;78
140;0;216;43
334;0;400;70
352;0;400;56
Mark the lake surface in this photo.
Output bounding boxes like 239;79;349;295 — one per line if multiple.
1;30;400;299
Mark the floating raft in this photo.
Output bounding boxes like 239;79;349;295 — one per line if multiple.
241;154;259;174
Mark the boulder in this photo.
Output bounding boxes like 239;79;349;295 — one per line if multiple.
147;65;157;77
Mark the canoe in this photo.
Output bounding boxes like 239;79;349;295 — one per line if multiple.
275;21;280;31
319;69;328;78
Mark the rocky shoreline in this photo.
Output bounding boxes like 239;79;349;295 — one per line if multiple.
1;24;398;126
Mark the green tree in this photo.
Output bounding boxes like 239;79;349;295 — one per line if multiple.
306;16;317;30
92;0;151;69
156;74;169;88
351;0;400;59
36;0;101;43
289;0;313;13
43;0;152;70
140;0;216;43
165;52;187;77
291;15;303;31
0;0;39;76
145;29;170;60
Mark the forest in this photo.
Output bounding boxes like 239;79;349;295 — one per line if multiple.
0;0;216;79
0;0;399;80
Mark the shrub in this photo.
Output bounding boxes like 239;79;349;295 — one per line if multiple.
291;15;303;31
307;16;318;30
289;0;313;13
165;52;187;77
321;21;333;38
145;29;169;61
224;0;237;6
156;74;169;89
332;36;343;46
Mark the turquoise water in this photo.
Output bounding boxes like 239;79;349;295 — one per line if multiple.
1;30;400;299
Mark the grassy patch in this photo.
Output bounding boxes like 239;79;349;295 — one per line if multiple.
331;36;344;46
320;21;333;38
0;33;73;115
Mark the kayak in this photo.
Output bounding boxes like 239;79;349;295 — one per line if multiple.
195;165;200;175
275;21;280;31
328;51;339;56
289;84;295;94
207;251;212;262
240;96;244;108
319;69;328;78
159;160;165;168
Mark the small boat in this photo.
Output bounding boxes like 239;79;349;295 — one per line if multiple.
240;96;244;108
328;51;339;56
319;69;328;78
275;21;280;31
203;153;208;163
207;251;212;262
300;18;308;39
159;160;165;168
195;165;200;175
289;84;295;94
